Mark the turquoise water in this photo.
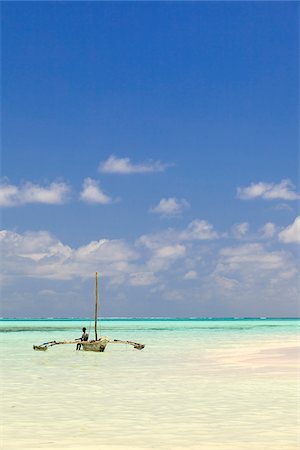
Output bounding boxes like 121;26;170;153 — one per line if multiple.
1;318;299;450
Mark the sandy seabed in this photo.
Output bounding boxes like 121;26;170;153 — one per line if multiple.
1;319;299;450
3;441;298;450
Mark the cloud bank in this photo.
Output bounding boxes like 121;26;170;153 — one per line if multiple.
1;214;299;316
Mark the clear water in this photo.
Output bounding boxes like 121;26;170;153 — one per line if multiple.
1;318;299;450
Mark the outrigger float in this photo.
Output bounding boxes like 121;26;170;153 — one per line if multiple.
33;272;145;353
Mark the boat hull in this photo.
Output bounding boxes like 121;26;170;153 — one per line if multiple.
81;338;108;352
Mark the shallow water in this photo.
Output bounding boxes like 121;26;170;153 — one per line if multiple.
1;318;299;449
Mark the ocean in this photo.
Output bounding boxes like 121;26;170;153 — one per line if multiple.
1;318;299;450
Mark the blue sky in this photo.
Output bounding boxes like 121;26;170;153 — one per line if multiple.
1;1;299;318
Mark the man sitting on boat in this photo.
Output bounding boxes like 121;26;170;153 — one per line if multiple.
76;327;89;350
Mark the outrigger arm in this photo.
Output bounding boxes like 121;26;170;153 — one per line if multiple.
33;338;145;351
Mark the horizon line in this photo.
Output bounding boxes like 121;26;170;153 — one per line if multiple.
1;316;299;320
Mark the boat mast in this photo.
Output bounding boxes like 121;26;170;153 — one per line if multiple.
95;272;99;341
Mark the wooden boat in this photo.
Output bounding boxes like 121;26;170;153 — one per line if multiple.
33;272;145;352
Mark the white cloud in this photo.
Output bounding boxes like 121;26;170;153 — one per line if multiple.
215;276;239;290
231;222;279;241
0;179;70;206
0;227;188;290
180;219;219;240
260;222;276;239
237;179;299;201
80;178;113;204
138;219;219;251
0;230;138;281
21;182;70;204
183;270;198;280
155;244;186;259
150;197;190;217
146;244;186;273
75;239;137;263
231;222;249;239
1;221;299;316
218;243;286;271
137;229;178;250
209;242;299;305
278;217;300;244
137;219;219;263
0;183;19;206
137;220;218;275
99;155;170;174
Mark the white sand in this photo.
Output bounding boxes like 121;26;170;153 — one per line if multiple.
2;320;299;450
